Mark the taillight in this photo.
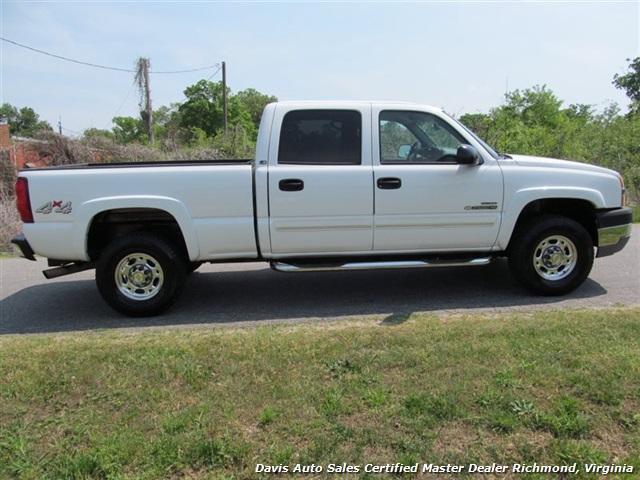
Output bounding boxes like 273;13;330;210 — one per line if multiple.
15;177;34;223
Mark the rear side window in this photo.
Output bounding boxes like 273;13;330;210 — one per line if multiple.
278;110;361;165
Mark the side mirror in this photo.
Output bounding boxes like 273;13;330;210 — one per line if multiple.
456;144;482;165
398;144;411;159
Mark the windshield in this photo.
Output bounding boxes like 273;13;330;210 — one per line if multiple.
445;113;501;159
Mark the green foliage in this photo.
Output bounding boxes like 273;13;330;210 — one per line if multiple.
235;87;278;128
178;80;258;141
85;83;276;155
613;57;640;114
0;103;52;137
82;127;114;140
460;83;640;204
179;80;227;137
112;116;147;144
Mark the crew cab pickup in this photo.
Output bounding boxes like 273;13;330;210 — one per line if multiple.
12;101;632;316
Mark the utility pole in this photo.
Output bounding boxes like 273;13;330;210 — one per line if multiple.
222;61;227;135
136;57;154;145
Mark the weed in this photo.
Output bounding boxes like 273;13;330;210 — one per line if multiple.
404;393;462;422
326;358;360;378
258;405;276;427
362;387;388;409
534;395;591;439
320;388;343;418
487;411;519;433
552;439;607;465
510;399;538;419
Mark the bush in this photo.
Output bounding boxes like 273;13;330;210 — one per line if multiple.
1;151;19;252
0;197;20;253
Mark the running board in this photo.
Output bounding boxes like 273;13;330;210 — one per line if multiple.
270;257;493;273
43;261;96;279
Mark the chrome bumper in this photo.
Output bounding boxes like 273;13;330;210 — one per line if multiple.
596;207;633;258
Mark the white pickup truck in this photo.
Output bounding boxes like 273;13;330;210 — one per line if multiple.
12;101;632;316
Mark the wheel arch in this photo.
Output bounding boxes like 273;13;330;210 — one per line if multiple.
81;200;199;262
503;197;599;252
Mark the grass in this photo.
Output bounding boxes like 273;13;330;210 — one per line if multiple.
1;308;639;479
632;204;640;223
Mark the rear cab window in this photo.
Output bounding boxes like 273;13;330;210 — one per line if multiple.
278;110;362;165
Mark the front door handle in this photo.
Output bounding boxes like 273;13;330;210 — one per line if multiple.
279;179;304;192
377;177;402;190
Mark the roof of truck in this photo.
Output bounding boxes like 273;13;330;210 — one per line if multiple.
269;100;446;112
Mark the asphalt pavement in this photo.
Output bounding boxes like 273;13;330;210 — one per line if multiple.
1;226;638;335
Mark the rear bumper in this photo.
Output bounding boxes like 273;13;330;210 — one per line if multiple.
595;207;633;258
11;233;37;261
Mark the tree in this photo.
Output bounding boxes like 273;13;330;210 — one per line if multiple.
0;103;52;137
458;83;639;204
111;116;146;144
83;128;114;140
472;85;571;157
613;57;640;115
178;80;256;141
235;88;278;130
458;112;492;141
179;80;226;138
152;104;183;150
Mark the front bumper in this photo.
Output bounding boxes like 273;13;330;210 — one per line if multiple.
595;207;633;258
11;233;37;261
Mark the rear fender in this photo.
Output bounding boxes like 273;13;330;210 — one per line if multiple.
75;196;199;261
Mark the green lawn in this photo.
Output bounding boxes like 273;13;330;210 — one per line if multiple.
1;308;639;479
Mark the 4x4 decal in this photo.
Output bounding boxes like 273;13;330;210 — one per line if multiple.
36;201;73;215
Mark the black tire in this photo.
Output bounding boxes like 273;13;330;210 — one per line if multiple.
508;215;594;296
96;233;187;317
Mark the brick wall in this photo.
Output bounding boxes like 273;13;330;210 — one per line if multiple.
0;122;47;169
0;123;9;148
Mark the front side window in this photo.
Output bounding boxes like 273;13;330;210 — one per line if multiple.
278;110;361;165
379;110;466;164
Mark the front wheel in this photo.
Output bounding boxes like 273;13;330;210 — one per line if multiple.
508;216;594;296
96;233;187;317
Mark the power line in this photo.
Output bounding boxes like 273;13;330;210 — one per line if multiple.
1;37;219;74
106;79;138;129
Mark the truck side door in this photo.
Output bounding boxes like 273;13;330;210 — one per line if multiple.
373;108;503;252
267;107;374;256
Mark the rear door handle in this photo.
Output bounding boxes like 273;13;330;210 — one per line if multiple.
279;179;304;192
377;177;402;190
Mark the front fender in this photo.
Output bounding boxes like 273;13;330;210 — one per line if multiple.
497;187;604;249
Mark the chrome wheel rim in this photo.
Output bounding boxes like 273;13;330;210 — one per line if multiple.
115;253;164;300
533;235;577;281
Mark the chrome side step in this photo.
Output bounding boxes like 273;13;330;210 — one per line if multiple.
270;257;493;273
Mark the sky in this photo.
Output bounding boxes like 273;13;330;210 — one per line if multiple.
0;0;639;137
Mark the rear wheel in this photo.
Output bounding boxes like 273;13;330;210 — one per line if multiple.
96;233;187;317
508;216;594;295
